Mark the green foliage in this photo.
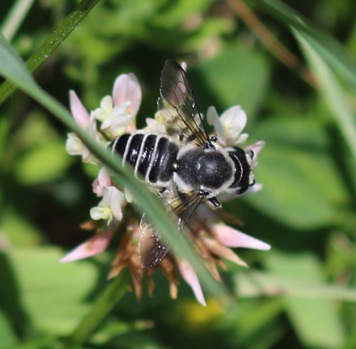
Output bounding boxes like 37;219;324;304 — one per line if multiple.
1;0;356;348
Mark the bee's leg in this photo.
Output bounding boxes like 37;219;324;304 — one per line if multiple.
158;187;167;197
207;196;221;209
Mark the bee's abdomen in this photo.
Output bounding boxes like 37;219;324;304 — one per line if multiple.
110;133;179;186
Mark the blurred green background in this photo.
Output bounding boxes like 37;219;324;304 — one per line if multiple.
1;0;356;348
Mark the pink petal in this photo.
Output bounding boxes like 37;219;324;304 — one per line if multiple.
113;74;142;117
60;231;113;263
201;236;248;268
99;167;112;185
212;224;271;250
92;167;112;196
69;90;90;129
178;260;206;306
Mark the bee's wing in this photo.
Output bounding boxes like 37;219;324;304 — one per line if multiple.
139;190;204;268
139;214;169;268
158;60;211;147
169;189;204;228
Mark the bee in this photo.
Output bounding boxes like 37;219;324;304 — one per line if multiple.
110;60;256;267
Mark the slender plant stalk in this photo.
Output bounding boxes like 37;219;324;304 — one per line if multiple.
60;269;130;347
0;0;100;105
229;0;317;87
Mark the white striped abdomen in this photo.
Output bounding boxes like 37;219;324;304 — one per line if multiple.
110;133;179;186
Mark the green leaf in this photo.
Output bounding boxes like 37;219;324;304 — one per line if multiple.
267;252;346;349
295;30;356;160
1;208;41;246
194;45;270;120
246;118;348;228
154;0;214;27
8;247;99;335
61;269;130;348
14;142;71;185
0;310;17;347
235;271;356;302
257;0;356;90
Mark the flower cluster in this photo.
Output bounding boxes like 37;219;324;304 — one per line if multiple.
61;65;270;306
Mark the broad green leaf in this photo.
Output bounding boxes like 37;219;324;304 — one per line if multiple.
246;118;348;228
3;112;72;184
232;300;283;348
14;142;71;185
153;0;214;26
193;46;270;120
62;269;130;348
8;247;99;334
0;310;17;347
2;208;41;246
268;252;346;349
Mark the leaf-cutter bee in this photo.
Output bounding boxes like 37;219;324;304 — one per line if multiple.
110;60;256;267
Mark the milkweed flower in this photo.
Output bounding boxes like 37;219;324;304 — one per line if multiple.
61;63;270;306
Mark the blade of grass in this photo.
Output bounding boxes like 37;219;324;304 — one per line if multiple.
255;0;356;90
295;30;356;161
0;0;100;105
1;0;35;41
0;34;229;303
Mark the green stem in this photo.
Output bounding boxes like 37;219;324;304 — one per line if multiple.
61;269;130;348
0;0;101;105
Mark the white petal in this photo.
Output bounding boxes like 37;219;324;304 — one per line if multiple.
145;117;167;134
207;106;226;145
90;206;112;221
101;95;114;110
92;95;113;122
107;187;125;221
220;105;246;132
66;133;84;155
221;106;247;145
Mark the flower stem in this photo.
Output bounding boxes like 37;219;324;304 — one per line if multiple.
60;269;130;348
